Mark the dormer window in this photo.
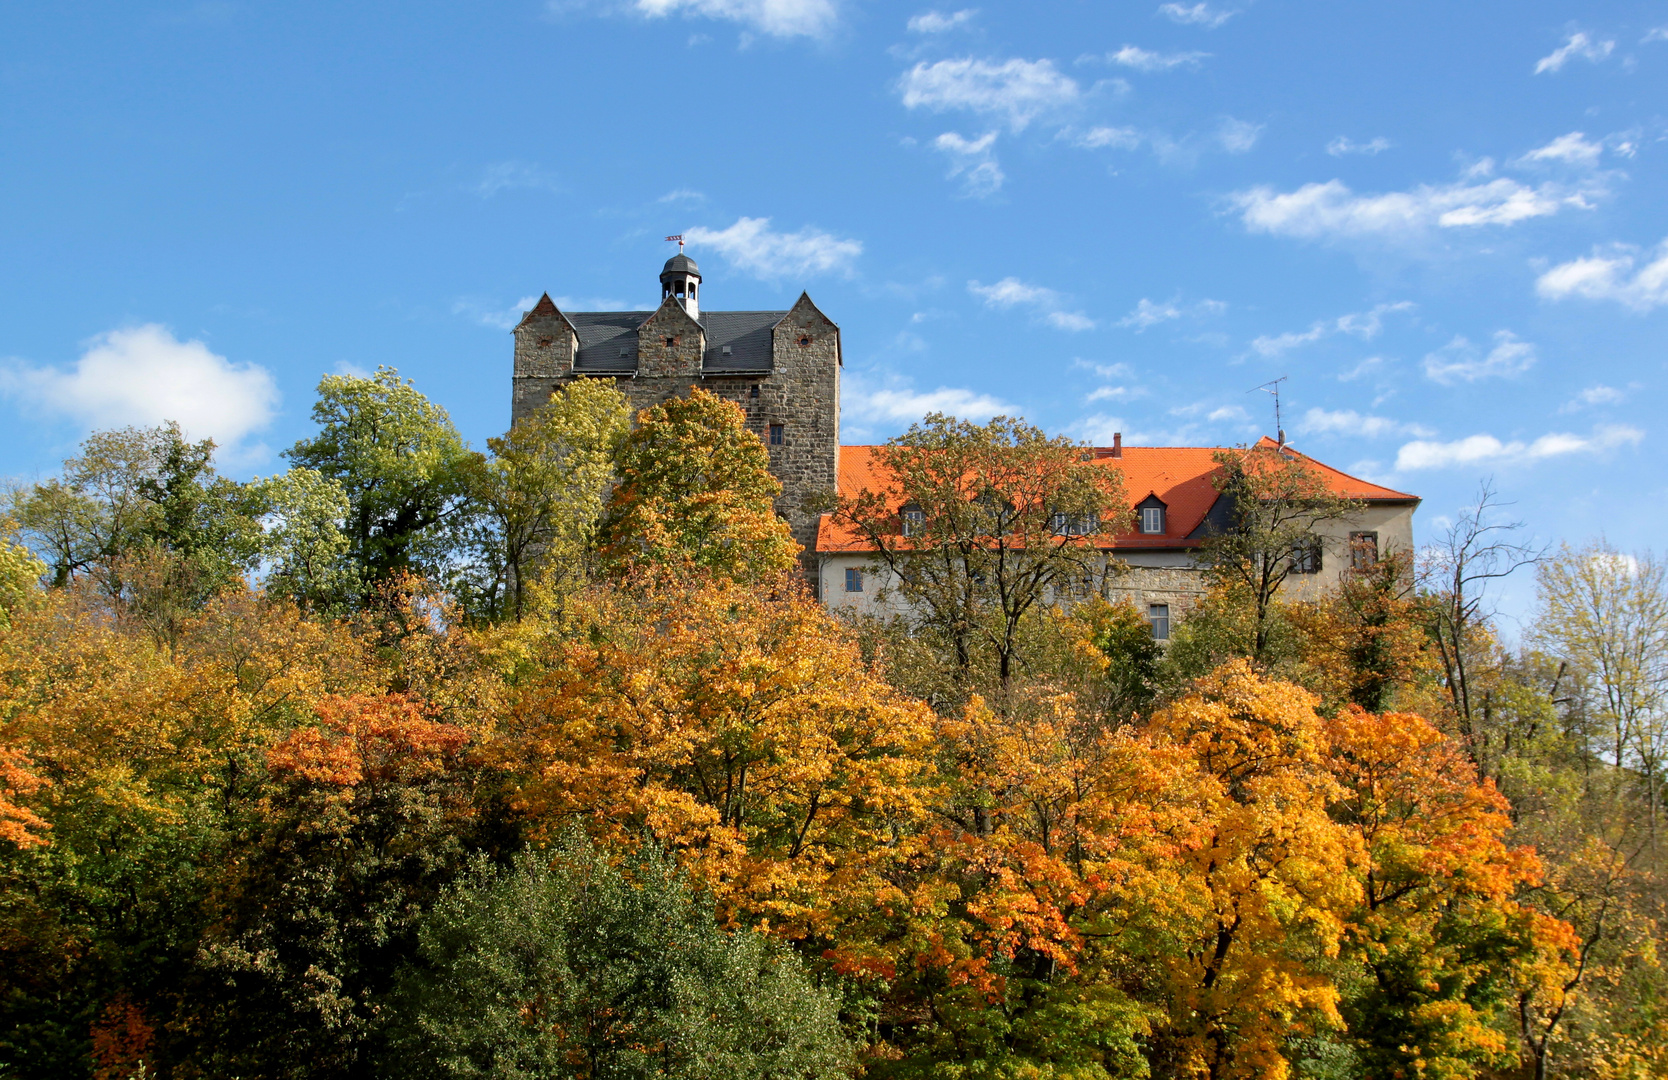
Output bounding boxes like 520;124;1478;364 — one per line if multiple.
721;345;732;356
1134;494;1168;535
901;505;925;538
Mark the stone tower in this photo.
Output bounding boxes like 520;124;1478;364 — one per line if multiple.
510;254;842;584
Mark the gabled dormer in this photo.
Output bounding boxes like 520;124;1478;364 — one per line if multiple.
513;293;580;379
636;294;706;379
1135;492;1168;536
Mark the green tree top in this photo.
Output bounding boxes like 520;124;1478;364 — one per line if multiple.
285;366;475;588
598;388;799;585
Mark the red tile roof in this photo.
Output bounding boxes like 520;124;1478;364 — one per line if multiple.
815;437;1417;554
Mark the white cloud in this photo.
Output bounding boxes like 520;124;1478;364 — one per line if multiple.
1515;131;1604;168
472;161;560;197
898;57;1079;131
1207;404;1248;423
1117;296;1226;331
455;295;540;330
970;276;1094;330
1074;125;1142;149
683;216;862;279
1536;240;1668;311
658;188;705;203
843;375;1014;428
1086;385;1138;403
629;0;837;38
1232;175;1594;242
1;324;279;453
932;130;1005;195
907;8;974;32
1338;356;1387;382
1107;44;1209;71
1299;407;1433;439
1394;424;1642;471
1561;384;1626;411
1250;301;1413;357
1327;136;1391;156
1534;31;1615;74
1422;331;1537;385
1216;117;1263;153
1646;27;1668;43
1157;2;1235;28
1072;358;1134;379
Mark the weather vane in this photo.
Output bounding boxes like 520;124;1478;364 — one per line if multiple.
1247;376;1288;446
665;234;685;253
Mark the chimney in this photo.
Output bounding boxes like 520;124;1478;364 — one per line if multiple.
1112;432;1123;458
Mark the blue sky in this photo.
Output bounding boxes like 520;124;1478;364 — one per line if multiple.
3;1;1665;623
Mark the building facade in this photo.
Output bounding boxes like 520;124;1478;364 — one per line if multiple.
509;257;1418;617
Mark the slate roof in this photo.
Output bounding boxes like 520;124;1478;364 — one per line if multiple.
565;310;789;374
815;441;1418;554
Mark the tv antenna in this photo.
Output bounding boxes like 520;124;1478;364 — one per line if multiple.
665;234;685;253
1247;376;1288;446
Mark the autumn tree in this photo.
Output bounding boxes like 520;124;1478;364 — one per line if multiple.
389;831;852;1080
10;423;267;603
285;367;476;594
194;693;478;1076
832;414;1128;691
1325;705;1547;1078
1420;480;1543;746
598;389;800;584
492;574;935;938
1530;543;1668;842
1194;443;1361;662
458;379;630;620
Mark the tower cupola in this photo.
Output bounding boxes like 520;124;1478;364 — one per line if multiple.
660;252;701;318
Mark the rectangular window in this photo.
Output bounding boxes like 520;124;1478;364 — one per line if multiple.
901;508;924;538
845;567;863;593
768;423;784;445
1291;539;1323;574
1349;531;1380;570
1140;506;1165;534
1052;512;1099;537
1148;603;1170;640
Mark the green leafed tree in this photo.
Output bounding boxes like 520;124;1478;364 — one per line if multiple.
598;388;800;585
256;466;360;612
9;422;267;605
458;379;631;621
284;367;476;593
388;830;852;1080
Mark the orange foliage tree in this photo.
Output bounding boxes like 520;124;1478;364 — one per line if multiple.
493;574;937;944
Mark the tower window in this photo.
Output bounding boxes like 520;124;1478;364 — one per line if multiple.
665;337;676;346
750;383;759;398
1148;603;1170;640
769;423;784;445
798;335;810;346
845;567;863;593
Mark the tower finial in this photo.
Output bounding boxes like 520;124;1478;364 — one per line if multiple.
665;234;685;254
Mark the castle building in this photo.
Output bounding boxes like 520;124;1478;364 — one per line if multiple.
511;256;1418;619
511;252;841;568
